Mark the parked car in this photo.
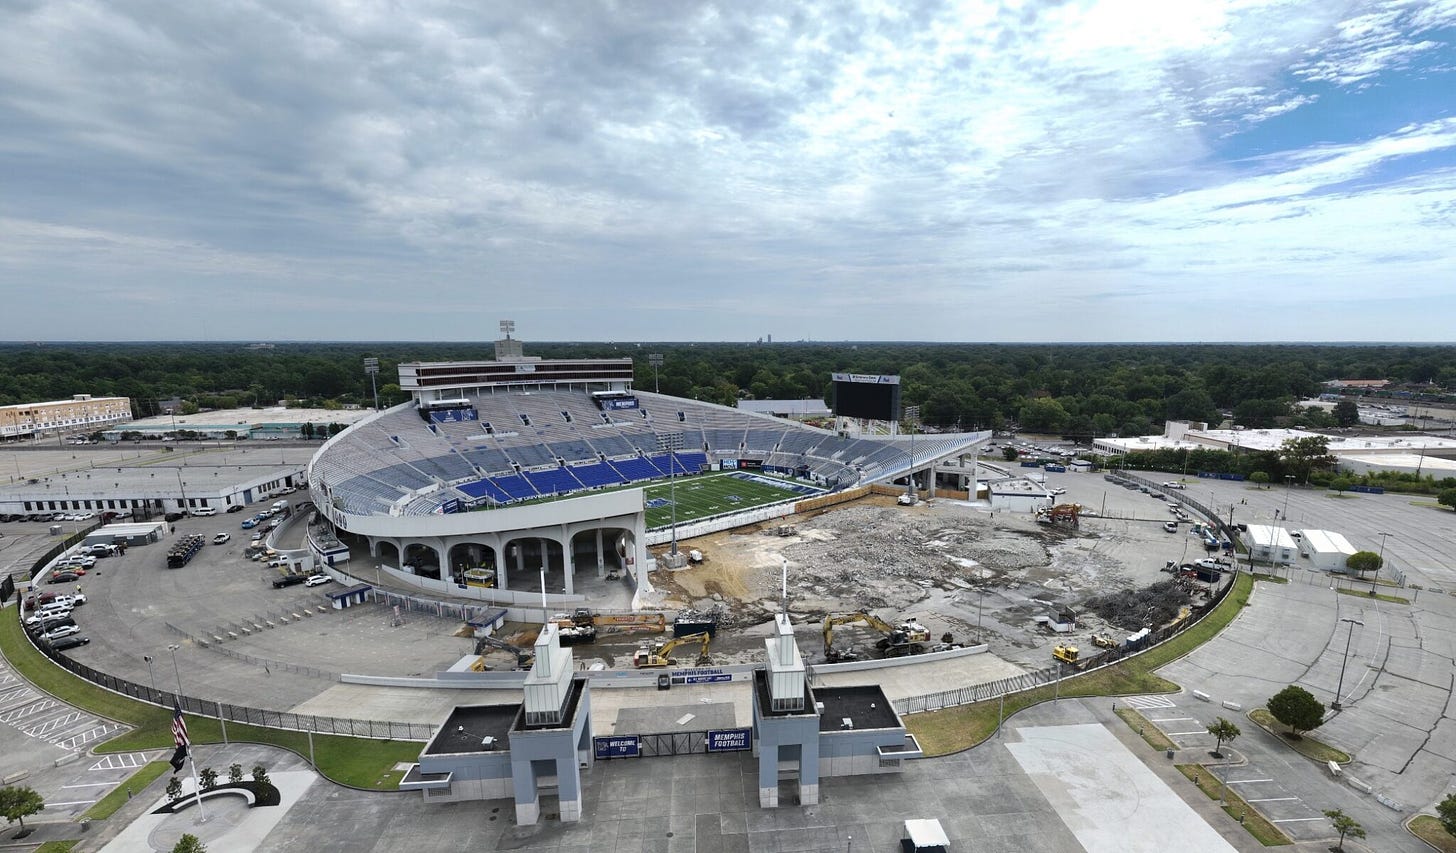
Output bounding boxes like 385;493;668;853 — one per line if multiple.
226;504;245;513
48;571;80;585
213;532;231;544
190;506;217;516
48;634;90;651
304;574;333;587
1163;521;1179;533
41;624;81;641
271;574;307;589
1162;481;1186;489
26;606;73;626
241;519;258;529
52;593;86;608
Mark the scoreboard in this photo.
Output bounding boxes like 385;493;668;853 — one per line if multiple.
831;373;901;422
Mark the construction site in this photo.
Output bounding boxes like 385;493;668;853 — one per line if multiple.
475;481;1228;678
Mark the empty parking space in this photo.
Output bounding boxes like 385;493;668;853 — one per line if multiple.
0;661;126;752
1217;763;1329;841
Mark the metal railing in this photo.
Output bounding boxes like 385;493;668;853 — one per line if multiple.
163;621;339;680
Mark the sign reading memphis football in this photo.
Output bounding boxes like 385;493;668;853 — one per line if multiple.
831;373;900;385
706;728;752;752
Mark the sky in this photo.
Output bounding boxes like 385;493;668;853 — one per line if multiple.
1;1;1454;344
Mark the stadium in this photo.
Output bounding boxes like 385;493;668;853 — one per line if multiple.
305;331;985;611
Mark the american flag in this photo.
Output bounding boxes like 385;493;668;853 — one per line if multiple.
172;705;189;748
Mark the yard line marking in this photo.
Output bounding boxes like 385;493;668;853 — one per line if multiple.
1227;778;1275;784
1248;797;1299;802
1273;817;1326;823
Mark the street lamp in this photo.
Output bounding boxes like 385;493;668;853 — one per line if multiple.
1332;618;1363;710
142;655;157;699
167;643;184;698
1281;474;1294;522
1373;531;1389;595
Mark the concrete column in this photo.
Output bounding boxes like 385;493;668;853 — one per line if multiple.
925;464;937;498
509;758;539;826
595;528;605;578
561;535;575;596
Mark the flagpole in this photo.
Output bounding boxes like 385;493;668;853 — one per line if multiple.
187;749;209;823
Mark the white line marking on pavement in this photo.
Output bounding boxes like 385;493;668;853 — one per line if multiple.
1147;717;1196;722
1248;797;1298;802
1167;730;1208;736
1227;778;1275;784
48;800;98;807
1273;817;1326;823
63;782;116;789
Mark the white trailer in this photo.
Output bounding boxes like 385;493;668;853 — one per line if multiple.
1299;528;1357;572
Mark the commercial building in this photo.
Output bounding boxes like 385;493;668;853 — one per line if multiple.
0;395;132;441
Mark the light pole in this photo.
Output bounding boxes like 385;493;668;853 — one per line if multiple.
659;432;684;559
364;357;380;411
904;405;920;502
648;353;663;394
167;643;183;698
1281;474;1294;522
1332;618;1363;710
1373;531;1389;595
143;655;157;699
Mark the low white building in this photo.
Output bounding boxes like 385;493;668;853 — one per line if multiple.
1244;524;1298;565
1298;529;1357;572
987;477;1052;513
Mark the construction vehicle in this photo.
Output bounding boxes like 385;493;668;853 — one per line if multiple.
1091;633;1117;649
632;631;712;668
473;634;534;670
1052;644;1080;665
548;612;597;645
823;612;931;661
1035;503;1082;527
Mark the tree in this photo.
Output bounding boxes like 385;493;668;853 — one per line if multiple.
1267;685;1325;738
1324;808;1365;851
1249;471;1270;488
165;777;183;801
1206;717;1240;758
1329;477;1354;494
199;767;218;791
1332;400;1359;427
228;763;244;785
171;832;208;853
1346;550;1383;577
1437;793;1456;837
1279;435;1337;483
251;765;271;786
1438;488;1456;512
1002;446;1019;462
0;786;44;835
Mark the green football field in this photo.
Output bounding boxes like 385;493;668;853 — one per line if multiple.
643;473;813;529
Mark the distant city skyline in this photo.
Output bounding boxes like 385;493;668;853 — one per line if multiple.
2;2;1454;343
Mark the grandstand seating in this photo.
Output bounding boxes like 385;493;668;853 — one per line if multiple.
525;467;583;495
490;474;538;501
569;462;626;488
608;456;664;482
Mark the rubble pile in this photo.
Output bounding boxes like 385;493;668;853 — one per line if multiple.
1083;579;1189;631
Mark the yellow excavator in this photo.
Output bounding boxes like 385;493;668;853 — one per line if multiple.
823;612;931;661
632;632;712;668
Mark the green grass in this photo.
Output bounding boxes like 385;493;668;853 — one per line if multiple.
1114;707;1176;750
1409;815;1456;852
643;472;812;528
1249;709;1352;764
34;842;79;853
1;603;420;790
1175;764;1293;846
1336;587;1410;605
906;572;1255;755
80;761;169;820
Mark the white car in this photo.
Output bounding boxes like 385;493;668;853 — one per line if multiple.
41;624;81;641
1049;487;1066;495
1162;481;1186;489
213;533;231;545
1194;558;1224;570
53;593;86;608
26;607;73;626
304;574;333;587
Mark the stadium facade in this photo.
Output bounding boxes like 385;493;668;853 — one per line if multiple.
306;332;986;609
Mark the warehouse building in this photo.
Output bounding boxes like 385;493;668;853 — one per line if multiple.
0;395;132;441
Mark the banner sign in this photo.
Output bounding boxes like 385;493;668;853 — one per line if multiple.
594;735;640;759
831;373;900;385
706;728;752;753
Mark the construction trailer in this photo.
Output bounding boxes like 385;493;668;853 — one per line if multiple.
1297;528;1357;572
1242;524;1297;566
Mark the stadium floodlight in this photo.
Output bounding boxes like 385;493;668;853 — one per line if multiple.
903;405;920;500
658;432;685;556
648;353;663;393
363;358;380;411
500;319;515;339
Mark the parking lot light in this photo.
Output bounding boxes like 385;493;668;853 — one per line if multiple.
1332;618;1363;710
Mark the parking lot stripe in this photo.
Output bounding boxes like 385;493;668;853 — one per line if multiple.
1147;716;1195;722
1248;797;1298;802
49;800;98;807
1273;817;1326;823
1167;730;1208;736
62;782;115;789
1227;778;1275;784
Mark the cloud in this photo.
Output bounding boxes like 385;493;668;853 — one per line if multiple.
0;0;1454;341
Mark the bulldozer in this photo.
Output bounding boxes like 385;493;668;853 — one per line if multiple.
1052;644;1080;665
823;612;932;661
1091;633;1118;649
632;631;712;668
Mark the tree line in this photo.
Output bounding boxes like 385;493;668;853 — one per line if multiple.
1;341;1453;436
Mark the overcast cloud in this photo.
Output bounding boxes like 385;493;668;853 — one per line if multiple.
1;0;1454;342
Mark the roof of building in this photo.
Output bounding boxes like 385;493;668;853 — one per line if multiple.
1244;524;1298;549
1298;529;1355;555
816;685;901;732
129;407;375;428
988;476;1050;495
424;704;519;755
1339;453;1456;473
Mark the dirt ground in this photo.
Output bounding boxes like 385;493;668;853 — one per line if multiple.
644;491;1207;672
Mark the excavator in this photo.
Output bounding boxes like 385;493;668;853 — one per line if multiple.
822;612;931;661
632;631;712;668
1036;503;1083;526
472;633;535;671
